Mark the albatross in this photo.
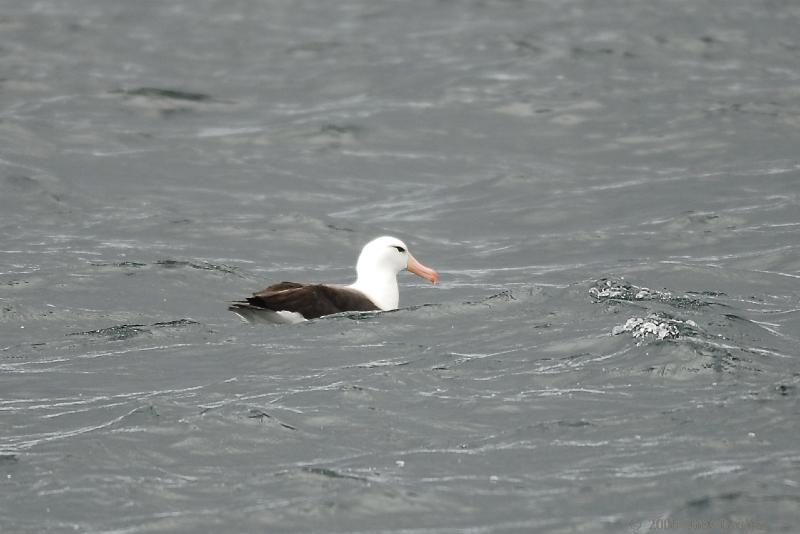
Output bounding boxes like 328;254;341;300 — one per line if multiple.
229;236;439;324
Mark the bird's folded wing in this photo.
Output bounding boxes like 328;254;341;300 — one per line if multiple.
244;283;379;319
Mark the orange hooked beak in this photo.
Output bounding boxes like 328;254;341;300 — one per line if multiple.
406;253;439;284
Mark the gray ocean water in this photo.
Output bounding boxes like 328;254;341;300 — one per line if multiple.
2;0;799;532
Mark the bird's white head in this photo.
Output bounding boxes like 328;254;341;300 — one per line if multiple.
351;235;439;310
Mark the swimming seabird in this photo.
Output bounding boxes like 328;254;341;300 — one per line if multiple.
229;236;439;324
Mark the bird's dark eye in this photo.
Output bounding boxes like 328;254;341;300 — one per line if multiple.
391;245;406;253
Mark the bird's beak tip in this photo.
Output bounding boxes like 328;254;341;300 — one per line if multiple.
407;254;439;285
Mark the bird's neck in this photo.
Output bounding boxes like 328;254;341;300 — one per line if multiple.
349;271;399;311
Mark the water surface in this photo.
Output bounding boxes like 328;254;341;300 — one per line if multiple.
2;0;799;532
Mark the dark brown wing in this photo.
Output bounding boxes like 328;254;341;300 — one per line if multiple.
254;281;306;293
242;282;378;319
